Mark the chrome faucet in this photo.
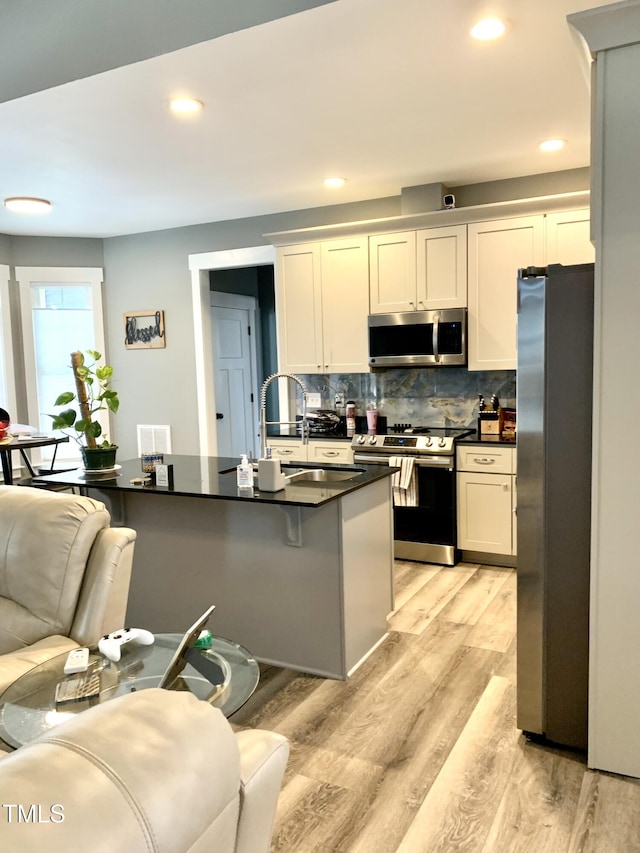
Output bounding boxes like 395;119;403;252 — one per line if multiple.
259;372;309;459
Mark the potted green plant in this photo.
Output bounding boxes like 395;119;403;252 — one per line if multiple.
48;350;119;470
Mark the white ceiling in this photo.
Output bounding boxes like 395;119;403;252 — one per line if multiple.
0;0;615;239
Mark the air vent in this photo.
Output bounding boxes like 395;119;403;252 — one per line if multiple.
136;424;172;456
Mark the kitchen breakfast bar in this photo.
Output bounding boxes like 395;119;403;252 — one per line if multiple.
36;455;395;679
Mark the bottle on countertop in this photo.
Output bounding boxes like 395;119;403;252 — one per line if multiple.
346;400;356;436
258;456;287;492
236;454;253;490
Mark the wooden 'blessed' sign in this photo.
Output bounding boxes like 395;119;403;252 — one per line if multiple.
124;310;165;349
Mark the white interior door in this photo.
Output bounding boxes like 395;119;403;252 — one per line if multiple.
210;293;258;459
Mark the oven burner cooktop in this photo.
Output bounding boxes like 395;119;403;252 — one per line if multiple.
390;423;471;436
352;424;475;455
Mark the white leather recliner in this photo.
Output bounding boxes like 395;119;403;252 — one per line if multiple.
0;687;289;852
0;485;136;693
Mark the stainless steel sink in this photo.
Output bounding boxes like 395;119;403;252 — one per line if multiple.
219;465;365;484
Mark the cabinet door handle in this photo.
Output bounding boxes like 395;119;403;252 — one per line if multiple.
473;457;495;464
277;449;294;455
322;450;339;457
502;483;509;491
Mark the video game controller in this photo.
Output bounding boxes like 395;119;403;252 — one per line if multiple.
98;627;155;662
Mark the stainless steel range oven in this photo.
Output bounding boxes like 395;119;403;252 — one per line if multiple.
351;426;474;566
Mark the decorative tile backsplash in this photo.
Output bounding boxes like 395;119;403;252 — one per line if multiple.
299;368;516;429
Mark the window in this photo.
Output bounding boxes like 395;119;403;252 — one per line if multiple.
17;267;105;464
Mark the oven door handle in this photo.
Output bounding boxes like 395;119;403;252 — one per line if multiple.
353;453;397;465
354;453;453;470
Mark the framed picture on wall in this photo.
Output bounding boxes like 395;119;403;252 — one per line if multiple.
124;310;165;349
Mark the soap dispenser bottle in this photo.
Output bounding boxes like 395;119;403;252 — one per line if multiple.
236;454;253;490
258;449;287;492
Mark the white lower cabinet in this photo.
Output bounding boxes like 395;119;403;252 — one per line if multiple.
308;442;353;464
265;439;354;464
265;440;308;463
457;446;517;557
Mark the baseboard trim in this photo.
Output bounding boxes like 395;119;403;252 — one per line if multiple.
461;550;517;568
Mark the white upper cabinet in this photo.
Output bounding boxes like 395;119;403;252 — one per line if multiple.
416;225;467;310
467;215;545;371
546;209;595;265
276;243;323;374
467;210;592;371
275;207;591;376
369;231;417;314
369;226;467;314
276;237;369;375
320;238;370;373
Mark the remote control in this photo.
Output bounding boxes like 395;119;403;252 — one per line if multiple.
55;671;101;705
64;647;90;674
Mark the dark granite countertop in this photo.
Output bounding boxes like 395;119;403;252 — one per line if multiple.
33;454;396;508
267;428;353;442
457;431;517;446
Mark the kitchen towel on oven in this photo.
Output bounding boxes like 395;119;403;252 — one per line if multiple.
389;456;417;507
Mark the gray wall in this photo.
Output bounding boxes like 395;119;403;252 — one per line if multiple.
10;236;103;267
400;169;590;213
450;167;590;208
0;0;337;103
0;234;10;263
102;196;399;457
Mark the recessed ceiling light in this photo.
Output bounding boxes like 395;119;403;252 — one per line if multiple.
539;139;567;152
3;197;52;214
323;177;347;188
168;97;204;115
470;17;507;40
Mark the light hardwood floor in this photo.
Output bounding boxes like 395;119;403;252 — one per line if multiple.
231;561;640;852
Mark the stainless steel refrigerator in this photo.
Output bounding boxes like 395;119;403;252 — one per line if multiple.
516;262;594;751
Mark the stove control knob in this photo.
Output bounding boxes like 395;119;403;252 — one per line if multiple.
368;434;377;445
425;436;433;446
356;434;366;444
438;437;446;448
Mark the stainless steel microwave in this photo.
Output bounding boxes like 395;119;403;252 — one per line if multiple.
368;308;467;367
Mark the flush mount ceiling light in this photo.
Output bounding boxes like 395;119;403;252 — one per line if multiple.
539;138;567;152
168;97;204;115
323;177;347;188
3;197;52;214
470;17;507;40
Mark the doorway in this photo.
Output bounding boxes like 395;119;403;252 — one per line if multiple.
189;245;277;458
210;292;259;458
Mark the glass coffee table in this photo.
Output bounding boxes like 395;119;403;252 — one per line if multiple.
0;634;260;750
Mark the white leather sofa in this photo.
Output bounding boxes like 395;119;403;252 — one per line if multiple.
0;486;136;693
0;687;289;852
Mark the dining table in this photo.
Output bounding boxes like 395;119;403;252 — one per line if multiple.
0;435;69;484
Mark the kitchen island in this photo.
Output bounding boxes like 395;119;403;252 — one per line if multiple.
35;455;395;679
